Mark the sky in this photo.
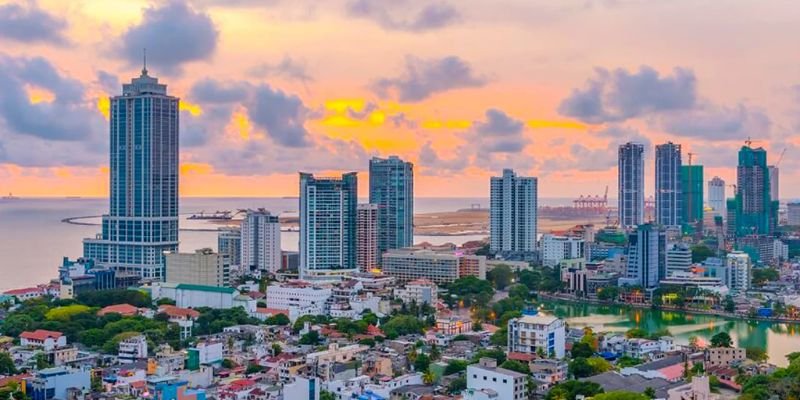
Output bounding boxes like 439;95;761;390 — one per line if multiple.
1;0;799;199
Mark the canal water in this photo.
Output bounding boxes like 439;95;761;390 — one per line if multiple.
540;300;800;367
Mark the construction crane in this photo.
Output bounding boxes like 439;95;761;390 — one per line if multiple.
775;148;787;167
687;152;696;166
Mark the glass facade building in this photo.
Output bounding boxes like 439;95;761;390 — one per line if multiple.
733;146;777;236
83;68;179;279
369;156;414;259
618;142;645;228
681;165;704;228
655;142;682;227
299;172;358;279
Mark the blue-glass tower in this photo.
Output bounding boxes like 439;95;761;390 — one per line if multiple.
83;66;179;280
369;156;414;260
299;172;358;279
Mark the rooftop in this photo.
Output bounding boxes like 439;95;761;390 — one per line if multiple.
20;329;63;341
515;313;560;325
175;284;236;294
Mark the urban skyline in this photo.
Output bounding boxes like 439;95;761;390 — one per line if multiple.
1;1;799;199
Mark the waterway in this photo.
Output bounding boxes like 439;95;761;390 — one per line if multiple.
540;300;800;367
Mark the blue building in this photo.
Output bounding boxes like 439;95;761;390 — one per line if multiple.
655;142;682;228
369;156;414;259
623;224;666;291
619;142;645;228
299;172;358;280
83;65;180;280
27;367;91;400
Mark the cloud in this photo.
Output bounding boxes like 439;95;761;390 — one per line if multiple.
345;102;379;120
95;70;119;93
373;55;486;102
657;103;771;140
248;56;314;83
0;54;103;142
0;1;69;45
539;126;649;173
558;66;696;123
471;109;528;153
347;0;460;32
189;79;250;104
246;84;311;147
116;1;218;75
418;141;468;174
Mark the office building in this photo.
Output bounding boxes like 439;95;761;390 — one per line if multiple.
490;169;538;253
369;156;414;258
655;142;682;227
788;202;800;226
769;165;779;202
217;227;241;267
682;165;704;228
619;143;645;228
507;311;566;358
240;209;281;274
464;358;528;400
726;251;750;294
541;234;584;267
732;145;777;236
624;224;666;290
382;248;486;285
560;258;588;296
265;281;332;322
165;248;230;287
356;203;379;272
83;66;179;280
665;244;692;277
708;177;725;216
299;172;358;279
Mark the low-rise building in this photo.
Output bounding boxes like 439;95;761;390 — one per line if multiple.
464;358;527;400
436;317;473;335
704;347;746;369
265;281;332;322
382;249;486;285
20;330;67;351
507;311;566;359
541;234;584;267
393;279;438;305
27;367;91;400
529;359;568;386
118;335;147;364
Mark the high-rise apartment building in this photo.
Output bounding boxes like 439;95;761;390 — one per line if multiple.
788;202;800;226
83;67;179;280
768;166;779;203
655;143;682;227
733;146;777;236
356;204;379;272
681;165;704;227
624;224;666;290
619;143;645;228
708;177;726;216
490;169;538;253
541;234;584;267
369;156;414;259
299;172;358;279
726;251;750;294
217;227;241;267
240;209;282;275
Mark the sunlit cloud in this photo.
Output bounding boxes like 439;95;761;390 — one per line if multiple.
180;100;203;116
527;120;587;130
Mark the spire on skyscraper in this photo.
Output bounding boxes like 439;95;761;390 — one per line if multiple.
142;48;148;76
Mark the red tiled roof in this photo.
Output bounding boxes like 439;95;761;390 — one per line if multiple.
246;291;266;299
508;352;536;362
98;303;140;316
20;329;63;341
3;287;42;296
367;325;384;336
229;379;256;390
158;305;200;319
0;374;31;387
256;308;289;317
129;380;147;389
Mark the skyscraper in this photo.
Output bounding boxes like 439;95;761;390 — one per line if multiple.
655;142;682;227
681;165;704;228
618;143;645;228
624;224;666;290
299;172;358;279
356;203;379;272
369;156;414;259
768;165;779;203
490;169;538;253
240;209;282;275
708;177;726;216
217;227;241;267
733;146;776;236
83;66;179;280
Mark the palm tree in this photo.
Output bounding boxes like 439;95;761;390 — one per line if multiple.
422;369;436;385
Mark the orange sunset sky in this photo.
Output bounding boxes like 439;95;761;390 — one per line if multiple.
1;0;800;198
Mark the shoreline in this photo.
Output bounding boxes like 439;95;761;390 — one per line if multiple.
539;293;800;325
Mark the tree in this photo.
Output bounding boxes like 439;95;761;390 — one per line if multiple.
508;284;530;300
751;268;780;286
597;287;620;301
422;369;436;385
414;353;431;372
34;352;51;370
616;356;642;368
571;342;595;358
447;377;467;394
569;357;594;378
0;352;17;375
500;359;530;374
264;313;290;326
444;360;469;375
545;380;604;400
593;391;649;400
625;328;648;339
691;245;714;263
245;364;264;374
724;296;736;313
746;347;768;363
271;343;282;356
320;390;336;400
487;265;514;290
299;330;321;345
472;348;507;364
586;357;613;374
382;315;424;339
710;332;733;348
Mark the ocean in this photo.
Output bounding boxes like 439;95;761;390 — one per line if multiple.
0;197;574;291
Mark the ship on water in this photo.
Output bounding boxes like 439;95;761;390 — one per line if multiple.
1;192;20;200
188;210;233;220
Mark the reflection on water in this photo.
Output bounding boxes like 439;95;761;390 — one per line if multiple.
542;300;800;367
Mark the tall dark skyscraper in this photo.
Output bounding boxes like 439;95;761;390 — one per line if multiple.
618;142;644;228
655;142;682;227
733;145;777;236
83;66;179;280
369;156;414;260
299;172;358;280
681;165;704;228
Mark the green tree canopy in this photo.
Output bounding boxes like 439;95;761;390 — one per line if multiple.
545;380;604;400
487;265;514;290
710;332;733;348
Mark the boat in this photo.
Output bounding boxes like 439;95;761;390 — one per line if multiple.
1;192;20;200
188;210;233;220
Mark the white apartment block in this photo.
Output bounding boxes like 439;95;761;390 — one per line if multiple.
490;169;538;253
382;248;486;285
393;279;438;305
541;234;584;267
118;335;148;364
265;282;332;321
665;244;692;277
356;204;379;272
726;251;750;294
508;312;566;359
165;248;230;287
464;358;528;400
240;209;282;274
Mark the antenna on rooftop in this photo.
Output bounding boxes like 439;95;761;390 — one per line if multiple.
142;48;148;76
